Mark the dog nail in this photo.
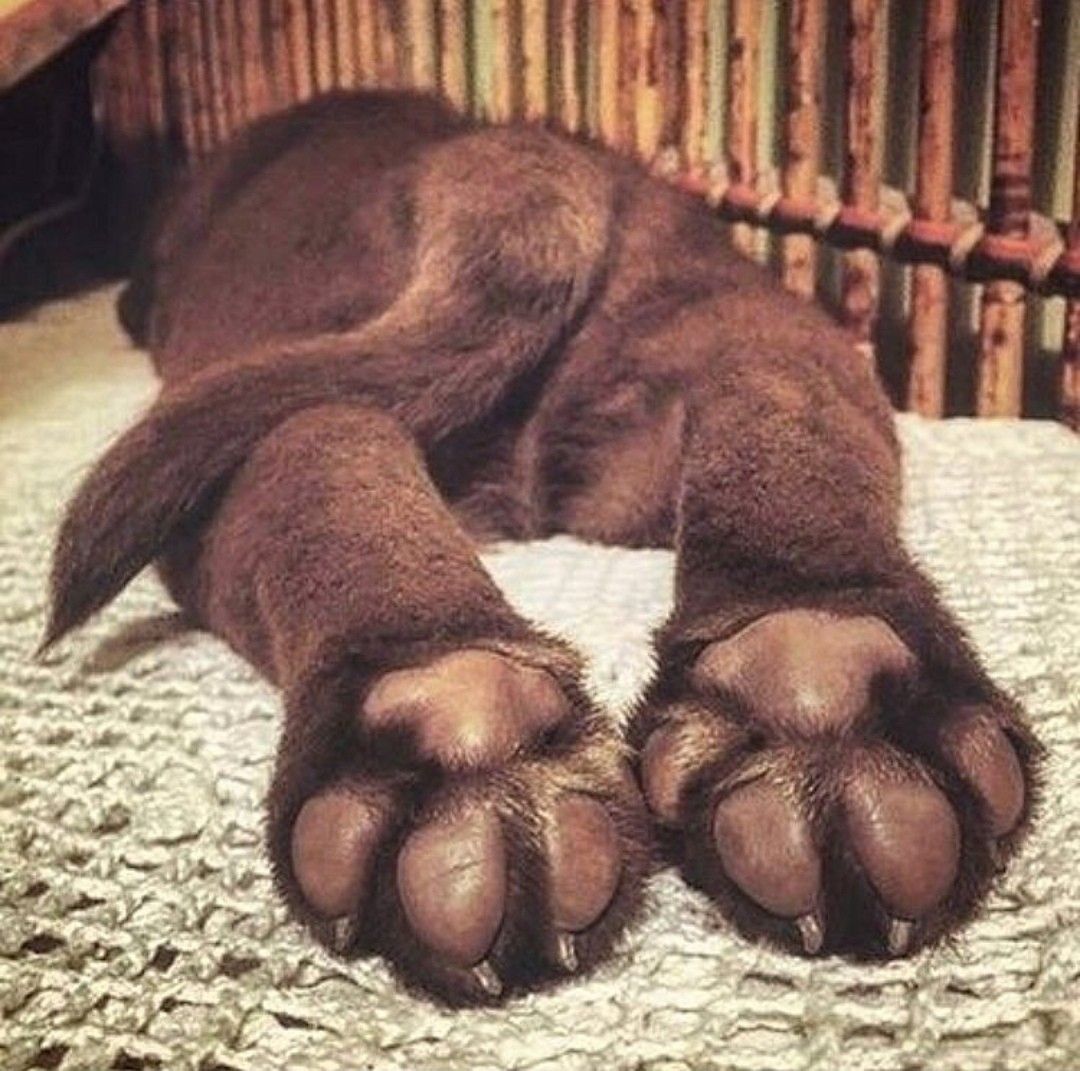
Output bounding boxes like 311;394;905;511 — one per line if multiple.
796;912;824;954
554;932;579;972
887;917;915;957
472;960;503;997
329;916;355;954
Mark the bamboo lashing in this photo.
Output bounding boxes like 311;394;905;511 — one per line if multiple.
976;0;1039;417
905;0;957;417
726;0;760;257
780;0;824;300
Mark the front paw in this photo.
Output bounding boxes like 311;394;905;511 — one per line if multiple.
633;609;1040;958
269;646;650;1005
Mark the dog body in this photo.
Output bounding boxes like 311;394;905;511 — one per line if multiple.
48;92;1040;1004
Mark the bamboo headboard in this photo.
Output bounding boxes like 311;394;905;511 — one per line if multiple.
92;1;1079;424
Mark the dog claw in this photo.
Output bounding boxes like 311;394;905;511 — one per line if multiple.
329;916;355;954
472;960;503;998
553;931;579;972
887;917;915;957
795;911;824;954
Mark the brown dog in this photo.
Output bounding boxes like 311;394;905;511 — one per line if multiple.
44;91;1041;1005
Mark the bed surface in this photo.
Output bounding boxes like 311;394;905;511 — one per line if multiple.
1;287;1078;1071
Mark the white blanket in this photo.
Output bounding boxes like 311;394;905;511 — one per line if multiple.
1;287;1078;1070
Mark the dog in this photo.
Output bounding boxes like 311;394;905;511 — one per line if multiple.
44;91;1041;1005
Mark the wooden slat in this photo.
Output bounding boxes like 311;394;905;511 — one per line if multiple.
780;0;824;298
976;0;1038;417
437;0;468;109
1061;102;1080;429
681;0;710;175
553;0;583;132
906;0;957;417
840;0;884;344
727;0;760;257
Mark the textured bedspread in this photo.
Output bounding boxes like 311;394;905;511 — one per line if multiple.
1;288;1078;1071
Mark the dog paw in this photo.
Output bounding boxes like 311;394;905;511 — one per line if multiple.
633;609;1039;958
270;646;650;1004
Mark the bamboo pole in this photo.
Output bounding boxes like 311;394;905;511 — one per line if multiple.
1061;102;1080;429
309;0;336;93
905;0;957;417
333;0;358;87
184;0;214;154
136;0;168;159
283;0;314;102
780;0;823;299
554;0;583;132
490;0;515;120
405;0;437;89
202;0;235;144
976;0;1038;417
522;0;548;121
374;0;399;86
596;0;619;144
681;0;709;176
654;0;682;157
840;0;884;344
220;0;245;132
355;0;379;85
438;0;469;109
616;0;640;151
727;0;760;257
162;0;197;159
632;0;664;161
264;0;293;107
236;0;270;122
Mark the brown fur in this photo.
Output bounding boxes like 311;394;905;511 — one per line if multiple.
46;91;1043;1004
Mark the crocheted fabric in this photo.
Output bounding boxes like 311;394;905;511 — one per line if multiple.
1;287;1078;1071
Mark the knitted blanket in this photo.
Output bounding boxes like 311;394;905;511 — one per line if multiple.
1;287;1077;1071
